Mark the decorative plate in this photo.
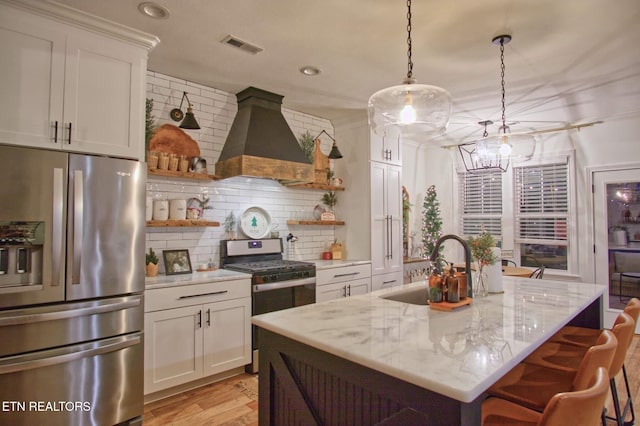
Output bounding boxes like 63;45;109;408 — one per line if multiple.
240;206;271;239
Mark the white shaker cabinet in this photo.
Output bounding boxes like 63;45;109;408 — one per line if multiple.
144;279;251;395
316;263;371;303
370;127;402;165
370;161;403;280
0;0;157;160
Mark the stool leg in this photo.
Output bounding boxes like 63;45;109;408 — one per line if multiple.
622;364;636;426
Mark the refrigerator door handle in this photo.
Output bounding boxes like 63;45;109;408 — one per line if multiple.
51;168;64;287
0;297;141;327
0;333;141;375
71;169;83;285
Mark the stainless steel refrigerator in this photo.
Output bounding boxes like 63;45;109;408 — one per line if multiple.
0;145;145;425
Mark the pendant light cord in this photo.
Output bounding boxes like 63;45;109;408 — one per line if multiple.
406;0;413;79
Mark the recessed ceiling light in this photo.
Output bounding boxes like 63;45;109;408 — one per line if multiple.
138;2;170;19
300;66;321;76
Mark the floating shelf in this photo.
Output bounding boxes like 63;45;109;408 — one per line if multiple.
281;182;345;191
287;220;345;226
147;220;220;228
148;168;219;181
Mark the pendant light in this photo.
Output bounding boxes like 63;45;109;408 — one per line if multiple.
458;120;510;173
367;0;451;137
458;34;535;173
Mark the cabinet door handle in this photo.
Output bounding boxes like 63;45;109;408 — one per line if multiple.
67;122;72;144
178;290;228;300
342;285;347;298
347;284;351;296
334;272;359;278
383;279;397;285
206;308;211;326
197;310;202;328
389;215;393;260
53;121;58;143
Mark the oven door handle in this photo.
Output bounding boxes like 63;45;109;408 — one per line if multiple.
253;277;316;293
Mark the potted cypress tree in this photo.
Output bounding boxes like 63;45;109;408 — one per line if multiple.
146;248;159;277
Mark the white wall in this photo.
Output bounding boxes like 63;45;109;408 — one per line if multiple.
145;71;338;271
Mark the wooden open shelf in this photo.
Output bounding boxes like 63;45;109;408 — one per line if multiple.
148;168;219;181
287;220;345;226
147;220;220;228
281;182;345;191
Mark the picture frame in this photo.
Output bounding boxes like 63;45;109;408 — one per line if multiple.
162;249;193;275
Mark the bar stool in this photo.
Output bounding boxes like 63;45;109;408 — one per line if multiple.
524;312;634;374
487;330;617;412
482;367;610;426
546;298;639;425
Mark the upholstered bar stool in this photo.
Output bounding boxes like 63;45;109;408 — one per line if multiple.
549;298;639;348
547;298;639;425
487;330;617;412
524;312;634;374
482;367;610;426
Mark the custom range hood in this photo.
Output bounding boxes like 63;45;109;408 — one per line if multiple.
215;87;313;181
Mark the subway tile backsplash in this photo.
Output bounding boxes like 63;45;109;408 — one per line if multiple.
146;71;339;272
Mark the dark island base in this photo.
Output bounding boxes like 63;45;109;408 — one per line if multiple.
258;328;483;426
257;296;602;426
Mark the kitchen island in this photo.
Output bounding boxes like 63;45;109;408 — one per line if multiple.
252;278;604;425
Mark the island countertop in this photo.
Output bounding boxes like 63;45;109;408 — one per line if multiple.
252;278;605;403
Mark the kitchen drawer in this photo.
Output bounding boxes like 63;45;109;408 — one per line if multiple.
145;279;251;312
316;264;371;286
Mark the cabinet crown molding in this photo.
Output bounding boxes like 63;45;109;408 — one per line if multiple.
1;0;160;51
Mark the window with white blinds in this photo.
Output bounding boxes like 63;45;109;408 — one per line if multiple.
514;162;569;244
458;171;502;238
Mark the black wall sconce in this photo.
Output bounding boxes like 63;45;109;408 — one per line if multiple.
170;91;201;129
314;129;343;159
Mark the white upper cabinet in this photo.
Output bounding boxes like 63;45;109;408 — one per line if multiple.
0;0;158;160
370;126;402;165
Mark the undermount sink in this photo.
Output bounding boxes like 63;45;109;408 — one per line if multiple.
380;286;429;305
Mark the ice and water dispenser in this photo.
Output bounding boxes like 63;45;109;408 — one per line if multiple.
0;221;44;286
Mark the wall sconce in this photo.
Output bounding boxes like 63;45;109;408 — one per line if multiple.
314;129;343;159
170;91;201;129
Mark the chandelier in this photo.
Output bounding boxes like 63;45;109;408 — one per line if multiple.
367;0;451;137
458;35;535;173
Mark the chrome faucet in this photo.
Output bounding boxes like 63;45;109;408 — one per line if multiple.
429;234;473;298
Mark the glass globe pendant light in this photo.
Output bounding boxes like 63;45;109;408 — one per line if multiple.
368;0;452;137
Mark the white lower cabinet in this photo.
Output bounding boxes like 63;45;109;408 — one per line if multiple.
144;280;251;394
371;271;403;291
316;263;371;303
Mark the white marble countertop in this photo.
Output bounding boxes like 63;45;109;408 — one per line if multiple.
145;269;251;290
312;259;371;270
252;278;605;403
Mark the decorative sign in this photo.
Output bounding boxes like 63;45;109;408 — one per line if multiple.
320;211;336;221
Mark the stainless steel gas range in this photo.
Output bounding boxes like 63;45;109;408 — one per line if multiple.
220;238;315;372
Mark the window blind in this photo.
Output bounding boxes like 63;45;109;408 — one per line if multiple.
458;171;502;238
514;162;569;243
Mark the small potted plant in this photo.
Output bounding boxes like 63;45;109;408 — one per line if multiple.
468;231;498;297
224;212;238;239
321;191;337;212
146;248;159;277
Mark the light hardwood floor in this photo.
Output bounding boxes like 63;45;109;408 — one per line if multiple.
143;336;640;425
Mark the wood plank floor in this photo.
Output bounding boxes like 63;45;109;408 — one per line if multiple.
143;336;640;425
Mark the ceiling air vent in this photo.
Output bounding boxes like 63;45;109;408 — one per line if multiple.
221;35;263;55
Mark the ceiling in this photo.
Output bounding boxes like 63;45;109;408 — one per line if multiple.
52;0;640;144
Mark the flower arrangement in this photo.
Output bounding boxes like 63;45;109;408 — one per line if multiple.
468;232;498;266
